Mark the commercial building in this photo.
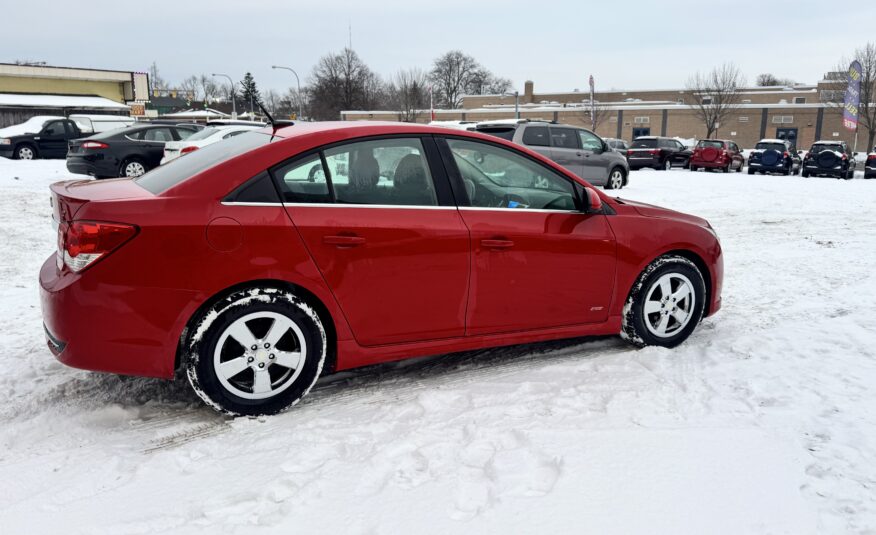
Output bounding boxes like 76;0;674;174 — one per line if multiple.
342;78;862;150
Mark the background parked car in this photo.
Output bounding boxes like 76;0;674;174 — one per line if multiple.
469;120;630;189
801;140;856;179
67;124;200;178
626;136;691;171
866;148;876;179
747;139;801;175
689;139;744;173
161;124;262;164
69;114;135;134
604;138;629;152
0;116;86;160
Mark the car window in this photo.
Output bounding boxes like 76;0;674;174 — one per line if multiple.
42;121;66;137
143;128;174;142
174;128;196;140
675;141;686;150
550;127;580;149
521;126;550;147
184;127;218;141
756;142;786;151
697;140;724;149
273;153;331;203
323;138;438;206
475;127;516;141
631;138;657;148
809;144;842;155
223;130;247;139
578;130;603;151
447;138;577;211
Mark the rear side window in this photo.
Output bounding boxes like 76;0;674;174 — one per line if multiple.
521;126;550;147
274;153;331;203
143;128;173;142
550;128;580;149
136;132;273;194
631;138;657;148
475;127;516;141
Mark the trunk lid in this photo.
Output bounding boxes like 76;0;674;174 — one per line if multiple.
50;179;151;223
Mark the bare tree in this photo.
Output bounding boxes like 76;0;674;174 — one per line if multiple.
825;42;876;151
391;68;429;122
428;51;480;108
686;63;746;138
575;99;612;132
756;73;795;87
263;89;282;115
148;61;167;94
179;76;200;101
198;75;220;104
309;48;382;120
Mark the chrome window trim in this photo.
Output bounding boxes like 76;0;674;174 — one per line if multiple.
220;202;581;214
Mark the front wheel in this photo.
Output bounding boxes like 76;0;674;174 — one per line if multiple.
14;144;37;160
621;255;706;348
185;288;327;416
605;167;625;190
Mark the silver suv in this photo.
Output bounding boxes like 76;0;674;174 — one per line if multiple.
469;120;630;189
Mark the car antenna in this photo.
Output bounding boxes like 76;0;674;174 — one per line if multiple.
257;102;294;138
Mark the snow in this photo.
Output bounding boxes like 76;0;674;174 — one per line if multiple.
0;115;64;137
1;159;876;534
0;93;129;109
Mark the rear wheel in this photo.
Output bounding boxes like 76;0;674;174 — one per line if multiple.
120;158;147;178
185;288;327;416
690;165;698;172
14;144;36;160
605;167;625;190
723;163;731;173
844;168;854;180
662;159;672;171
747;167;754;175
621;255;706;348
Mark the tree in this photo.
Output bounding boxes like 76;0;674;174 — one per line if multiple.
179;76;200;101
576;99;611;132
467;68;512;96
686;63;745;138
391;68;429;122
239;72;261;113
262;89;282;115
825;43;876;151
198;75;220;104
148;61;167;94
309;48;380;120
756;73;795;87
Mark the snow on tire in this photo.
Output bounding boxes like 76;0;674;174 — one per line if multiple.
621;255;706;348
185;287;326;416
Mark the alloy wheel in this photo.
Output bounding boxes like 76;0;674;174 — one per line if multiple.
642;273;696;338
17;147;34;160
609;170;623;189
124;162;146;177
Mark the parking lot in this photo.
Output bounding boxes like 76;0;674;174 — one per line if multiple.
1;159;874;534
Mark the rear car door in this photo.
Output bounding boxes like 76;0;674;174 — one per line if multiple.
548;126;584;178
37;120;69;158
439;136;616;336
274;136;471;346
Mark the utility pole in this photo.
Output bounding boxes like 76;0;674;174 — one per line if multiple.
504;91;520;119
272;65;304;120
212;73;237;120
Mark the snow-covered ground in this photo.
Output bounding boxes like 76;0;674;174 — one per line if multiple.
1;159;875;534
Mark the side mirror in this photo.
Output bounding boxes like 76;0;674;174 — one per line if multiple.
583;186;603;213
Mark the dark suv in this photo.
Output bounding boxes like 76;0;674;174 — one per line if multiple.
469;120;630;189
801;141;857;179
626;137;691;171
747;139;801;175
866;148;875;179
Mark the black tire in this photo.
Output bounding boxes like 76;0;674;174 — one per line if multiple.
659;159;672;171
119;157;147;178
690;165;698;172
736;162;743;173
747;167;754;175
844;168;854;180
185;288;327;416
605;167;625;190
621;255;706;348
13;143;37;160
802;170;810;178
723;163;731;173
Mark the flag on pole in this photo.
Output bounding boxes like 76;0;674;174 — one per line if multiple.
589;75;596;131
843;61;862;131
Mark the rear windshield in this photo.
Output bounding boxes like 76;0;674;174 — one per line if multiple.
185;127;219;141
136;131;272;194
475;127;516;141
809;144;841;154
630;138;657;148
755;142;786;151
696;140;724;149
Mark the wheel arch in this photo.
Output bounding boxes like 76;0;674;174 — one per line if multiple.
13;141;38;159
661;248;713;316
175;278;339;376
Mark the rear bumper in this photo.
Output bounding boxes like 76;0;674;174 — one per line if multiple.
39;255;199;379
691;158;728;169
628;156;659;169
803;164;846;176
866;165;875;177
748;162;787;172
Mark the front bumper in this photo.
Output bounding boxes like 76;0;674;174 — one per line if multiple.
0;144;15;159
39;255;199;379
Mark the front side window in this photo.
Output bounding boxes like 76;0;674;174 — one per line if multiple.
43;121;66;137
447;138;577;211
550;127;580;149
578;130;604;151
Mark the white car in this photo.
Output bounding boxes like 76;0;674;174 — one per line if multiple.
161;125;261;164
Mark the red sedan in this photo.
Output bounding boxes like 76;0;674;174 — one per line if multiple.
40;122;723;415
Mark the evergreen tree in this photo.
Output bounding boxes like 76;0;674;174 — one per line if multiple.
239;72;261;113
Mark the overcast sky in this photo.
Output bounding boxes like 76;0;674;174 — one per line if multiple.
5;0;874;96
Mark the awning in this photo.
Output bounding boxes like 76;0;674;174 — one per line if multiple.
0;93;129;109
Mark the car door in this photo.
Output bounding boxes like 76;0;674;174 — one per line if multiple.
140;127;175;167
518;125;553;161
548;126;584;178
439;136;616;336
577;129;611;184
37;120;69;158
274;136;471;347
669;139;690;166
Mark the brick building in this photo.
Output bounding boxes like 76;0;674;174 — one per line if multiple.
342;78;862;151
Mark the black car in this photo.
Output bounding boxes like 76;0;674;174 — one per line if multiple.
626;136;691;170
0;117;86;160
747;139;801;175
801;141;856;179
67;124;199;178
866;148;876;179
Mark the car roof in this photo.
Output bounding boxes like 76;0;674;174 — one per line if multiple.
269;121;500;139
813;140;843;144
757;139;790;144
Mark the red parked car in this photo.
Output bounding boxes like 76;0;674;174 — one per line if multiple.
40;122;723;415
689;139;744;172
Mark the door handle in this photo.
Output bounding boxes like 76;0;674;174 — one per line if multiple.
323;235;366;247
481;239;514;250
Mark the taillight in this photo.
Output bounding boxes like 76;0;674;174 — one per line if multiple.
180;146;199;155
627;149;634;156
841;153;848;160
783;151;789;158
649;149;660;155
868;154;876;162
58;221;137;272
80;141;109;150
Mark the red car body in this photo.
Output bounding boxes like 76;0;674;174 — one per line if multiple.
40;122;722;380
690;139;744;172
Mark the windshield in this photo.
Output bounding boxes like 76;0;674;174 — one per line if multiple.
185;127;220;141
696;140;724;149
755;142;786;151
631;139;657;148
136;132;273;194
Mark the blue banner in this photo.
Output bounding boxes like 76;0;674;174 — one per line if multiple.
843;60;862;131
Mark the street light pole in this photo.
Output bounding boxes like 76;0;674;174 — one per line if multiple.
503;91;520;119
272;65;304;120
212;73;237;120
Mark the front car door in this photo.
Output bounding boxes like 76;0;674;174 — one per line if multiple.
438;136;617;336
577;129;611;184
273;136;470;346
37;120;68;158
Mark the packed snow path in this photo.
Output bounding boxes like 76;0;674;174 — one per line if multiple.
0;159;874;534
